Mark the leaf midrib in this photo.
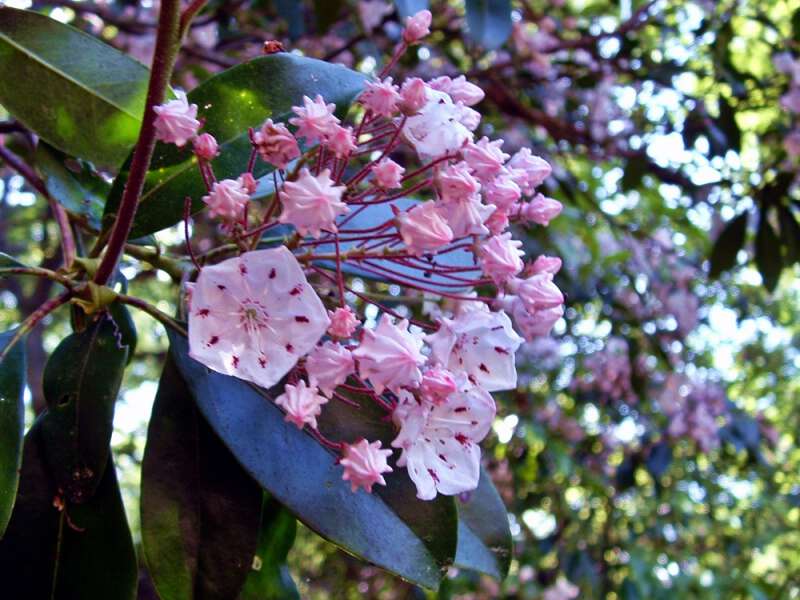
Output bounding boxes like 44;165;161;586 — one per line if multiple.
0;30;143;122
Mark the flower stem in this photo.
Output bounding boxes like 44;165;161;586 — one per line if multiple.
93;0;183;286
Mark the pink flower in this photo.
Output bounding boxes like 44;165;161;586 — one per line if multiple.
509;273;564;312
154;91;200;147
188;247;330;389
279;168;348;238
543;578;579;600
340;439;393;493
399;77;427;114
420;366;458;404
193;133;219;161
480;233;524;284
508;296;563;340
462;137;509;181
402;9;432;44
403;89;474;159
238;172;257;195
305;341;355;397
484;208;510;235
532;254;562;275
396;201;454;256
428;75;485;106
360;77;401;117
289;94;340;143
253;119;301;169
508;148;551;194
435;195;494;238
352;314;425;393
328;306;360;338
392;381;495;500
202;178;249;221
274;380;329;429
371;158;405;189
436;162;481;202
427;307;522;392
520;193;562;225
483;170;521;211
325;124;357;158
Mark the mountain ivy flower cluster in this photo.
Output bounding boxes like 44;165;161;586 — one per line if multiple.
153;10;564;500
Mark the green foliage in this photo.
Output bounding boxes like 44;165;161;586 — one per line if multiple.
0;421;137;599
0;7;149;167
167;331;456;590
709;211;748;279
141;356;263;600
0;329;25;537
104;54;367;238
40;314;129;502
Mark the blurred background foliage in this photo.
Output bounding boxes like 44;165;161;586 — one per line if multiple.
2;0;800;598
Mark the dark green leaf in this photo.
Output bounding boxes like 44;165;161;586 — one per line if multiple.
716;96;741;153
755;209;782;292
0;329;25;537
141;356;263;600
312;0;342;33
0;7;149;167
465;0;512;50
108;301;137;365
167;331;455;590
105;54;367;238
0;421;138;599
708;211;748;278
35;142;110;230
40;313;129;502
454;468;512;580
239;496;300;600
315;197;478;292
395;0;430;19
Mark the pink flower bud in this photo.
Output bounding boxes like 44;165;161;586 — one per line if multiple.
325;124;357;158
462;137;509;181
396;201;453;256
436;161;481;202
306;341;355;397
480;233;524;285
360;77;401;118
153;91;200;147
340;439;393;493
399;77;427;114
289;94;340;144
429;75;485;106
508;148;551;194
274;380;328;429
193;132;219;161
509;296;564;340
328;306;360;338
484;207;510;235
253;118;301;169
202;178;249;221
521;193;562;226
238;172;257;195
402;9;432;44
420;366;458;404
483;170;521;211
508;273;564;311
532;255;562;275
279;168;348;238
371;158;405;189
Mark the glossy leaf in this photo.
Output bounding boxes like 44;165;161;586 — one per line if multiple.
105;54;367;238
141;356;263;600
40;313;129;502
708;211;748;279
0;329;25;537
395;0;430;19
454;468;512;580
0;421;137;599
239;496;300;600
167;331;455;590
108;301;138;365
755;209;782;292
0;7;149;167
315;197;479;292
35;142;109;229
465;0;513;50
